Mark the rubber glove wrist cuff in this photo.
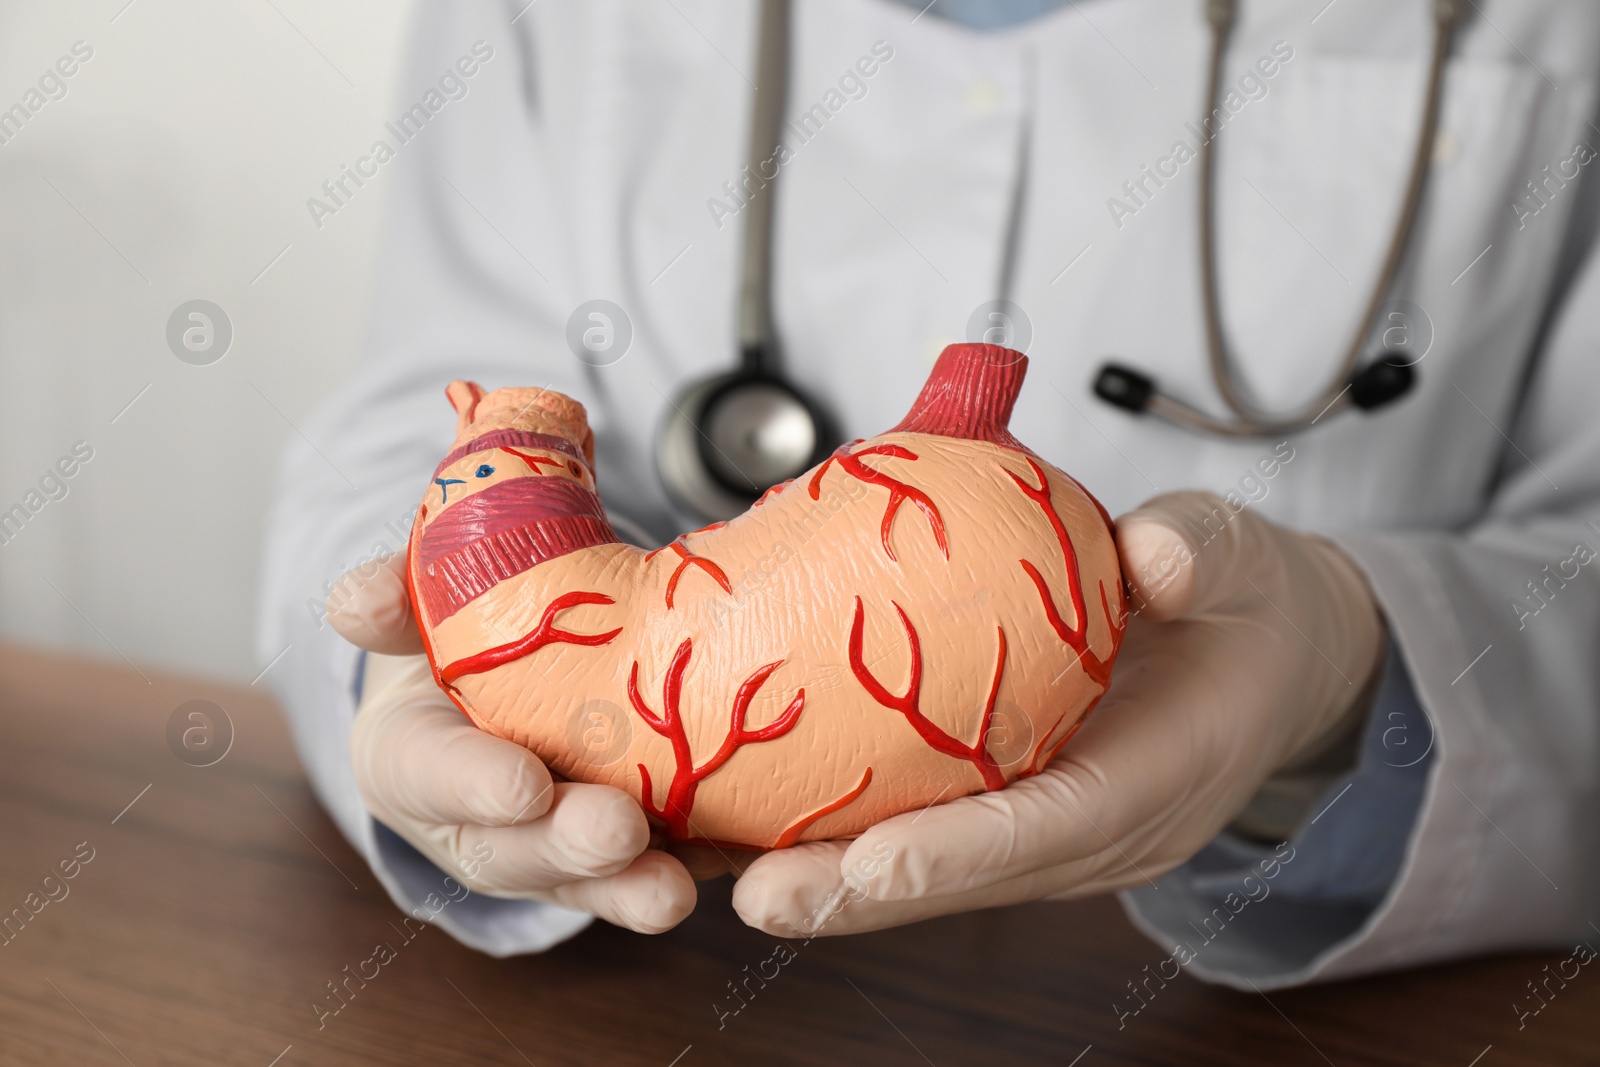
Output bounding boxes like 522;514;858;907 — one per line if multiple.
1230;628;1387;842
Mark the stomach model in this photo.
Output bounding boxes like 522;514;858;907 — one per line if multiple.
407;343;1126;850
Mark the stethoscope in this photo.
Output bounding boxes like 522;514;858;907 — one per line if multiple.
656;0;834;522
657;0;1460;521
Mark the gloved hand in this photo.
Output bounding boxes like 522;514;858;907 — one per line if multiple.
327;552;697;934
731;490;1386;936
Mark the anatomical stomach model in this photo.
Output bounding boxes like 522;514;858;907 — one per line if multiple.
407;343;1125;850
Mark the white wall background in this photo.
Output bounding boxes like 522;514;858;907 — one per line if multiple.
0;0;416;683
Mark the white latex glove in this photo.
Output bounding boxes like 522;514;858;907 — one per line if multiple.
731;490;1386;936
327;552;697;934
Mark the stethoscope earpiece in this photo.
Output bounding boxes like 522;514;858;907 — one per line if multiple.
1092;364;1156;415
1347;355;1416;411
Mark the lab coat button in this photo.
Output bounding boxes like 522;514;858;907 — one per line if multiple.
1433;129;1461;167
966;79;1002;115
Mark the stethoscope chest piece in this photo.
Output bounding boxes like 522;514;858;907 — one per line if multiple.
656;370;831;522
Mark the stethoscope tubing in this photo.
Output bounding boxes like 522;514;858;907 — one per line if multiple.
660;0;1461;523
1171;0;1461;436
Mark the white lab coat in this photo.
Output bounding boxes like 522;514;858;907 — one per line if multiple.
259;0;1600;982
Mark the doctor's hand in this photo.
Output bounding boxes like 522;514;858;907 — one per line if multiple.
327;552;697;934
731;491;1385;937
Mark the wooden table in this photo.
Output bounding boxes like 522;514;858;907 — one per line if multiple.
0;645;1594;1067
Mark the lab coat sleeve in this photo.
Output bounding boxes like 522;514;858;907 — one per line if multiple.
254;0;660;956
1124;234;1600;989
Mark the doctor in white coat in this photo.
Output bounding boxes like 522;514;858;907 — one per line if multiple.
260;0;1600;990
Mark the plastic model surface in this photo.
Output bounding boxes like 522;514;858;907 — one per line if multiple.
408;343;1125;849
